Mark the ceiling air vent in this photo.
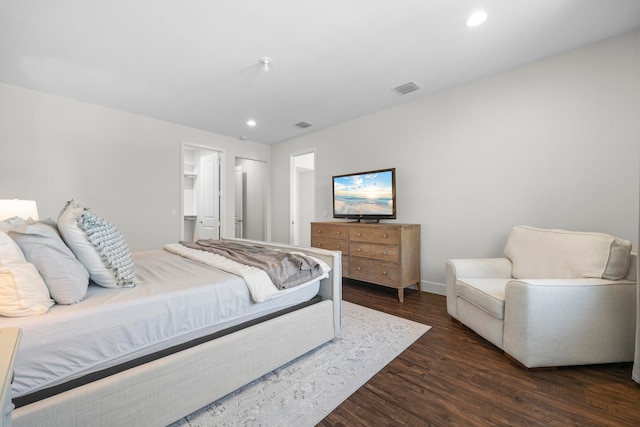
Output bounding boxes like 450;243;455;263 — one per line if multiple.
393;81;420;95
295;121;313;129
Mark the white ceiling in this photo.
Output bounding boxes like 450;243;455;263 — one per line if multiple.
1;0;639;145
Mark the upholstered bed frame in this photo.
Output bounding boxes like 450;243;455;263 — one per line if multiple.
4;239;342;427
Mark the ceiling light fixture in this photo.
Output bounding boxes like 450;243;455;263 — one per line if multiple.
259;57;271;72
466;11;487;27
246;119;257;127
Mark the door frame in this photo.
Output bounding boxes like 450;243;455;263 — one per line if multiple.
235;156;269;241
289;151;315;246
181;142;223;241
234;164;244;239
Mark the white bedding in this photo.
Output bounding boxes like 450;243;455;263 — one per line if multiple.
163;242;329;302
1;249;322;399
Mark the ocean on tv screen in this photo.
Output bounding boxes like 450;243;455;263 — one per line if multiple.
334;195;393;215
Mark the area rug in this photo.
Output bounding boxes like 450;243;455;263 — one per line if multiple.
169;301;431;427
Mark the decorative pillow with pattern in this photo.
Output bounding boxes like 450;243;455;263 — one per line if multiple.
57;200;139;288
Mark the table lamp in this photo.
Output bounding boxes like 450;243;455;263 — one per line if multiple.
0;199;39;221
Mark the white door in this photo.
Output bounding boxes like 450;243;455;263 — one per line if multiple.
196;152;220;240
234;165;244;238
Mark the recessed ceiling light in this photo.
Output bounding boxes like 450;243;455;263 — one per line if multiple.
246;119;257;127
466;11;487;27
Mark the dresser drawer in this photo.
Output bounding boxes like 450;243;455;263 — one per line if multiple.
349;242;398;261
311;237;349;253
341;256;350;277
350;227;399;244
350;258;400;286
311;223;349;241
310;237;349;278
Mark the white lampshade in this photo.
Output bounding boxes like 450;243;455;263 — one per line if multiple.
0;199;39;221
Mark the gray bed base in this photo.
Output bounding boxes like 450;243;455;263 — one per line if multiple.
9;240;342;427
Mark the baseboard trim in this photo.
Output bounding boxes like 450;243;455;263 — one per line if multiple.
420;280;446;296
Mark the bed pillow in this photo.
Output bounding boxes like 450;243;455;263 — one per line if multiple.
0;225;27;264
57;200;139;288
0;231;54;316
9;220;90;304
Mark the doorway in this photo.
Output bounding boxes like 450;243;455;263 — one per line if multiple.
234;157;267;241
290;152;315;246
182;144;221;242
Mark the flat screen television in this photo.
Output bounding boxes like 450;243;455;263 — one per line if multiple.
332;168;396;222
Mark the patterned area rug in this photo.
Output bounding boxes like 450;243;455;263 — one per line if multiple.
169;301;431;427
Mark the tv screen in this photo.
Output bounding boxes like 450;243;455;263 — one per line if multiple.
332;168;396;221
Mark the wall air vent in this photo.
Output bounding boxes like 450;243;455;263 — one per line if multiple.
295;121;313;129
393;81;420;95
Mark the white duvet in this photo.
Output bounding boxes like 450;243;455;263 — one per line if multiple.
163;243;329;303
5;249;323;399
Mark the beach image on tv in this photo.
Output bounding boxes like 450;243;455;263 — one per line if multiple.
334;171;394;215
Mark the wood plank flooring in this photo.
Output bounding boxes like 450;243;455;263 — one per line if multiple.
318;279;640;427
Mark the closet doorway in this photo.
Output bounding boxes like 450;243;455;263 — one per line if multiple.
290;152;315;246
234;157;267;241
182;144;221;242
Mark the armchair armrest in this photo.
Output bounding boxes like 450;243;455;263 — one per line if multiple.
503;278;637;368
446;258;513;318
446;258;513;281
624;252;637;281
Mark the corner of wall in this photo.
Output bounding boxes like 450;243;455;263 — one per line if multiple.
421;280;446;296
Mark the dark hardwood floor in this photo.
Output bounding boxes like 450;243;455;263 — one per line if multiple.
318;279;640;427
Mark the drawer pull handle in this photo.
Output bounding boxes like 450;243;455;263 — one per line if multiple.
336;245;340;249
383;234;388;238
357;232;361;236
357;267;362;271
357;248;362;252
383;271;387;275
336;231;341;235
383;250;388;255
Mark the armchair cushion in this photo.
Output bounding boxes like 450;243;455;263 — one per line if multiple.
504;225;632;280
455;278;509;319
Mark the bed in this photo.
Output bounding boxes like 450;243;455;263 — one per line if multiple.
0;202;342;427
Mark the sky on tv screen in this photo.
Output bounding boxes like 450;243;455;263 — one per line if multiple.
334;171;393;215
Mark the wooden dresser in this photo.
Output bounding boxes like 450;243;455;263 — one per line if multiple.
311;222;420;302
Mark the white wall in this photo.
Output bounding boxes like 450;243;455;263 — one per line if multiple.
0;83;270;250
270;30;640;292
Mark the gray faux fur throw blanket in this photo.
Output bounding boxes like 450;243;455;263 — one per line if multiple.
180;239;323;289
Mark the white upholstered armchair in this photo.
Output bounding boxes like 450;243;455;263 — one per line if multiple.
446;226;637;369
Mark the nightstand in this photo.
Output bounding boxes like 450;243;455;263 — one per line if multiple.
1;328;21;427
